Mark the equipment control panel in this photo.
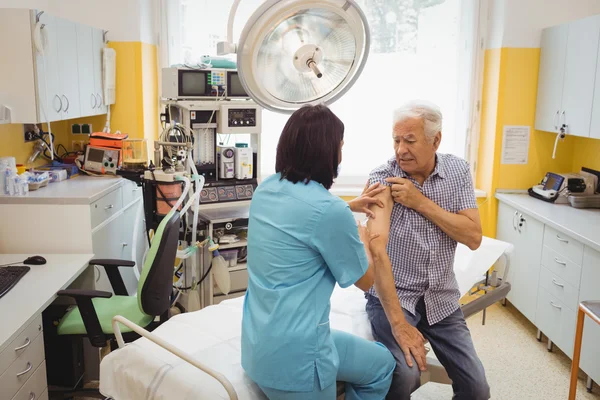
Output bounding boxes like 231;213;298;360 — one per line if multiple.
200;183;256;203
228;108;256;127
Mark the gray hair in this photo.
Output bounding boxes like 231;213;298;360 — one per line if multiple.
393;100;442;142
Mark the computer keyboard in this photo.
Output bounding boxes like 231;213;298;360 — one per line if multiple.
0;266;30;298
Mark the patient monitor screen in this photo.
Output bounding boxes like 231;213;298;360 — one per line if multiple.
180;71;207;96
87;147;104;163
228;72;247;97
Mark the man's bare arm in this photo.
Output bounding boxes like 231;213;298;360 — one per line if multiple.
367;187;427;371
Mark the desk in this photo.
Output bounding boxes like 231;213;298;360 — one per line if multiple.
0;253;92;400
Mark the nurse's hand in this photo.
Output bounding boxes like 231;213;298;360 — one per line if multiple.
348;181;386;218
393;322;427;371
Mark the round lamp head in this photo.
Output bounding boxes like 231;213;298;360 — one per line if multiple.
237;0;370;113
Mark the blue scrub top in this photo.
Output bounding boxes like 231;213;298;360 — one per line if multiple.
241;173;369;392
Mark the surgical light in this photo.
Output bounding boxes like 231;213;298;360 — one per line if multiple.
217;0;371;114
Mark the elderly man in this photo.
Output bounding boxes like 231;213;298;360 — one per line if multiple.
366;100;489;399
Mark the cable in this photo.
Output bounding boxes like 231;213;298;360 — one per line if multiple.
33;16;55;161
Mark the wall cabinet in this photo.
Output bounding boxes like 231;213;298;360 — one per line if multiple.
535;15;600;138
496;198;600;386
0;8;106;123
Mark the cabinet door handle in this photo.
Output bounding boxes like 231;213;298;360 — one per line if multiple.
62;95;69;112
554;257;567;266
91;93;97;109
554;110;559;130
512;211;518;231
54;94;62;113
552;279;565;288
96;93;102;107
561;110;566;126
104;204;114;210
550;301;562;310
29;392;36;400
556;235;569;243
16;362;32;377
14;337;30;351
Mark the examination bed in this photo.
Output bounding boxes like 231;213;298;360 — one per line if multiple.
99;237;513;400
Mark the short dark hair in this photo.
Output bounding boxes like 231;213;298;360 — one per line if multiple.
275;104;344;190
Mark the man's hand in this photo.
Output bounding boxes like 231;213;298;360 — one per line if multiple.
392;321;427;371
386;177;427;210
348;181;386;218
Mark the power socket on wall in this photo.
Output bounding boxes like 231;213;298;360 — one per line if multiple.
72;140;86;152
23;123;43;142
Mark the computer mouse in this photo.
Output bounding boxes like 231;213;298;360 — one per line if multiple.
23;255;47;265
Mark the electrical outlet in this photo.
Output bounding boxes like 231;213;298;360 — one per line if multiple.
23;123;42;142
72;140;85;152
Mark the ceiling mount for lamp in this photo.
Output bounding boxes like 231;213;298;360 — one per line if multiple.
217;0;371;114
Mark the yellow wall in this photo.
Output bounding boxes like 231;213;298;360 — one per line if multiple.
0;41;159;167
477;47;600;238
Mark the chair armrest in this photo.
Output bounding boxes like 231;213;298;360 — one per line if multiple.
90;259;136;268
57;289;113;347
57;289;112;299
89;259;136;296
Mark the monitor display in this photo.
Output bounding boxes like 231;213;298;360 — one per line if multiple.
87;147;104;163
180;71;208;96
228;72;248;97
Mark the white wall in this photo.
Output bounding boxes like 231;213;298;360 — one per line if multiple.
486;0;600;48
0;0;158;43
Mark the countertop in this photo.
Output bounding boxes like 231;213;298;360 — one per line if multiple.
0;253;93;353
495;192;600;252
0;175;126;205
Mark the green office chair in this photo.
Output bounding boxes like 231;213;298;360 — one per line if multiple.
48;210;181;399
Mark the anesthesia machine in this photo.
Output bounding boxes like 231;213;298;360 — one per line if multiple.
149;67;262;311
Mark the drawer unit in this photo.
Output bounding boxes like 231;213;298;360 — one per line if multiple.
536;287;577;358
12;361;47;400
0;333;45;400
90;187;123;228
543;226;584;266
0;315;43;375
214;268;248;296
541;246;582;288
121;180;142;207
539;266;579;312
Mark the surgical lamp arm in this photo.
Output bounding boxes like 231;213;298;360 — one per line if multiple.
217;0;242;54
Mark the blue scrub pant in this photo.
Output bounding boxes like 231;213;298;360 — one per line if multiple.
259;330;395;400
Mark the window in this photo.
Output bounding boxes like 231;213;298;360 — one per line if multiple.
163;0;482;191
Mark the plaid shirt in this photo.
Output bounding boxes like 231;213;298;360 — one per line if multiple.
368;153;478;325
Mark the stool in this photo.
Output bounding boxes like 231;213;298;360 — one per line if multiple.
569;300;600;400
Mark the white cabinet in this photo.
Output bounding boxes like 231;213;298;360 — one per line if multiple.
561;16;600;138
0;9;106;123
93;28;107;115
536;24;568;134
56;18;81;120
536;15;600;138
35;11;62;122
496;197;600;386
496;202;543;323
77;24;96;117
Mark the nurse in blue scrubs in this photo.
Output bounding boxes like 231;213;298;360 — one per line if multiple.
241;104;395;399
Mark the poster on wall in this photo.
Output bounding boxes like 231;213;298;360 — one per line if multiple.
501;125;530;164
